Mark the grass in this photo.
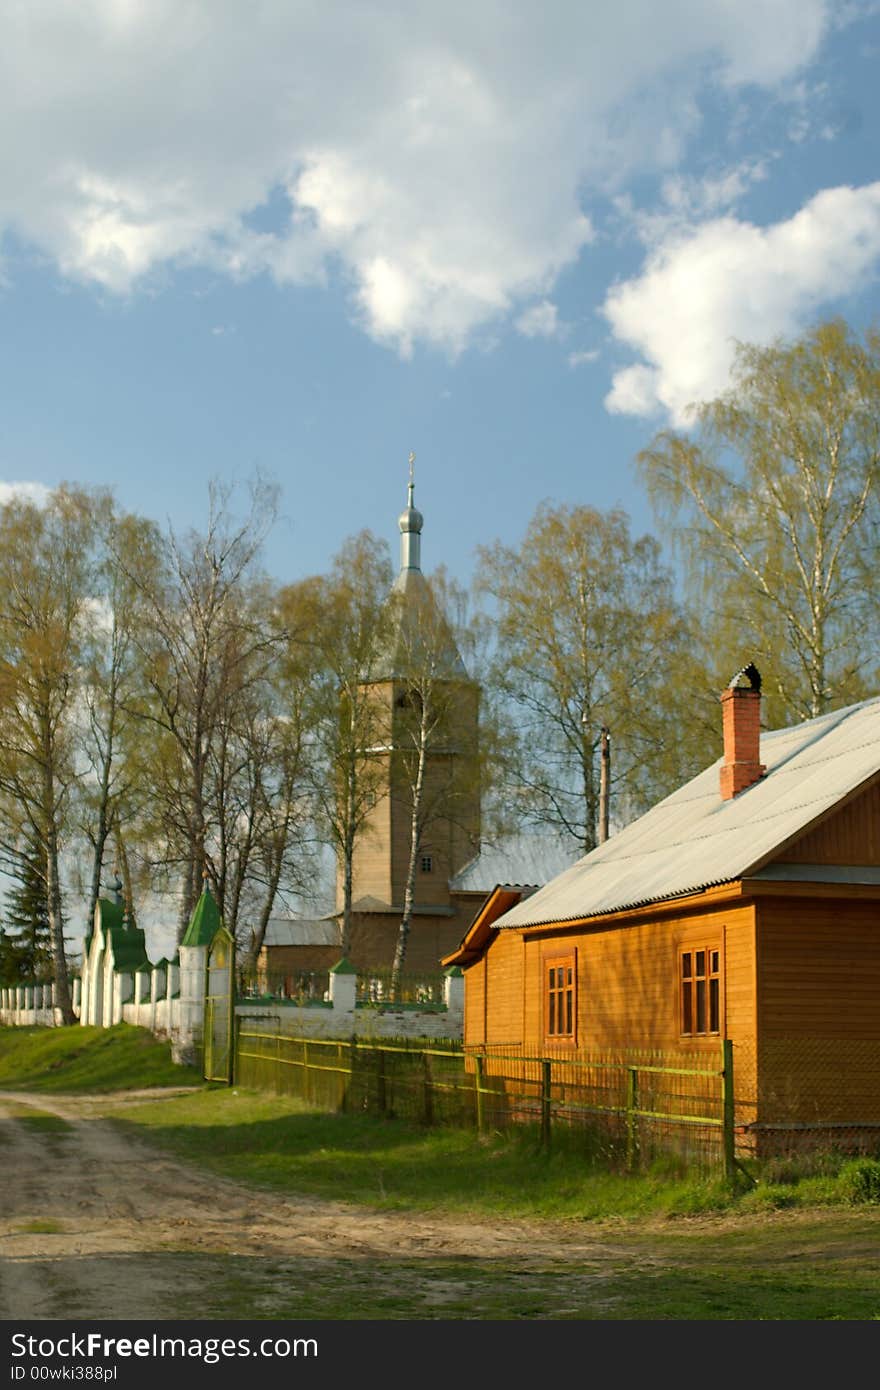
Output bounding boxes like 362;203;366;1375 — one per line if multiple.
190;1231;880;1320
108;1086;735;1221
105;1085;880;1225
0;1022;202;1092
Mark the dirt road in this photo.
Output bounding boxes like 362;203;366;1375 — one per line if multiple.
3;1089;879;1322
0;1089;653;1321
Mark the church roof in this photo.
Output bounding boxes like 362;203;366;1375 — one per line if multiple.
261;917;341;948
450;832;581;893
93;897;150;973
371;566;469;682
369;470;469;683
181;886;223;946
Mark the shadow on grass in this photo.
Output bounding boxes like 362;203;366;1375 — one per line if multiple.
109;1091;735;1221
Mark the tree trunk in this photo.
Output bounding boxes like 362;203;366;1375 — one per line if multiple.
45;819;74;1025
86;774;112;940
391;727;428;1001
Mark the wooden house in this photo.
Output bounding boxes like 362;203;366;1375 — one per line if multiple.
443;667;880;1152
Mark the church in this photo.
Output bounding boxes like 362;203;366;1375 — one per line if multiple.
257;471;576;987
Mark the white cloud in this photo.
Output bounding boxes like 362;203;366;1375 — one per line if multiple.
603;181;880;425
0;1;831;353
516;300;561;339
0;481;53;507
568;349;600;368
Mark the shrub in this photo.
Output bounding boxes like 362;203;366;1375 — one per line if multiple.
837;1158;880;1205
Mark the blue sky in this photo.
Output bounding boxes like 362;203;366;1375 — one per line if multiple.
2;1;880;595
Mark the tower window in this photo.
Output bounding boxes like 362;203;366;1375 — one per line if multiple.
420;855;433;873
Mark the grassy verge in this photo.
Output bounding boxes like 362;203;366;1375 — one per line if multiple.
0;1023;202;1092
108;1084;880;1225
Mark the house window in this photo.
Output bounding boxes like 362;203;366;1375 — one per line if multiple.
420;854;433;873
545;954;576;1042
680;946;721;1036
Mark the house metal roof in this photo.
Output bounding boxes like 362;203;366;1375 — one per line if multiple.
450;832;581;893
493;693;880;932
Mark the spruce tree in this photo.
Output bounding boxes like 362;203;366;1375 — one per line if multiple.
1;841;53;981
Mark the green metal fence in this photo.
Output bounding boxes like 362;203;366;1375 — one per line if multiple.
233;1024;736;1176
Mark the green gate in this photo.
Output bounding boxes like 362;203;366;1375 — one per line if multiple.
203;927;234;1083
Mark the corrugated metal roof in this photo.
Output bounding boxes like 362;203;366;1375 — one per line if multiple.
494;694;880;931
450;833;580;892
262;918;341;948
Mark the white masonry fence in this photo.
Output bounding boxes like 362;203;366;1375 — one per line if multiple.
0;951;464;1063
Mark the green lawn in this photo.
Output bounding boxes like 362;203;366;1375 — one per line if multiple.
0;1022;202;1092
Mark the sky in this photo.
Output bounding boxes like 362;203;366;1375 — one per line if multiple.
2;1;880;598
3;2;880;958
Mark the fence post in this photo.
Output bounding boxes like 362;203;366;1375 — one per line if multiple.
721;1038;735;1183
347;1035;358;1112
423;1051;434;1126
626;1066;639;1171
475;1054;485;1134
231;1011;240;1086
541;1059;552;1149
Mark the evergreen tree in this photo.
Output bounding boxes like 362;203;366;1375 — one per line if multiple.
0;840;53;981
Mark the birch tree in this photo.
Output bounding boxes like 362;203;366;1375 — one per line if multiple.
478;503;707;852
116;476;281;939
637;318;880;724
280;532;393;957
0;487;98;1021
77;502;148;931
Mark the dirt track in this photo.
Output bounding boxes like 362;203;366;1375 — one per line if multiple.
0;1089;652;1321
3;1089;879;1322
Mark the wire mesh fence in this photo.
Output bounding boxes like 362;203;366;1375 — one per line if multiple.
746;1038;880;1158
470;1043;732;1174
235;1026;474;1126
233;1023;735;1174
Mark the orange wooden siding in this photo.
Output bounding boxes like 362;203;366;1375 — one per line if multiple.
756;889;880;1122
481;929;525;1044
511;902;756;1053
757;896;880;1039
780;779;880;864
464;955;486;1045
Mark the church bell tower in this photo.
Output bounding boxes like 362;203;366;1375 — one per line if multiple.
342;460;481;968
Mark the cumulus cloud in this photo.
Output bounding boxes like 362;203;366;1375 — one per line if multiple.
0;481;53;507
603;181;880;424
516;300;561;339
0;1;831;353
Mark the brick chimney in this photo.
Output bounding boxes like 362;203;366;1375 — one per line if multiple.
719;663;765;800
